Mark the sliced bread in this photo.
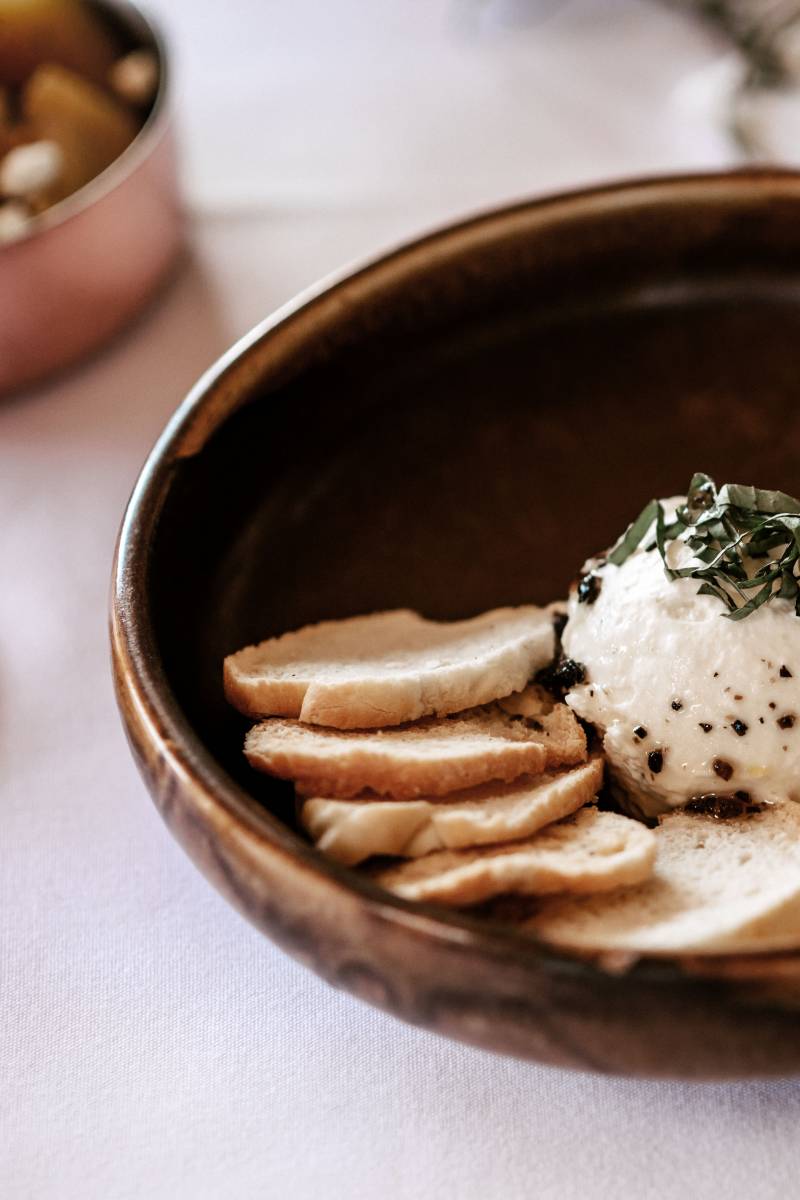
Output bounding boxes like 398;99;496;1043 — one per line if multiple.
371;807;656;906
498;683;587;766
528;802;800;955
225;607;555;728
300;758;604;865
245;692;586;799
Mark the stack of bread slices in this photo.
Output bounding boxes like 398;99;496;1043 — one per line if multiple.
224;607;656;907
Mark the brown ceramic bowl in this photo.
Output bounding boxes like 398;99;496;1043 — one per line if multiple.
112;171;800;1079
0;0;182;395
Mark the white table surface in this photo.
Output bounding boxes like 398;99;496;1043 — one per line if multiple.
5;3;800;1197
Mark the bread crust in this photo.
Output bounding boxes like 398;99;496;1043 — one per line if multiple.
300;757;604;865
225;607;555;728
246;709;551;798
528;802;800;955
498;684;587;767
372;808;656;906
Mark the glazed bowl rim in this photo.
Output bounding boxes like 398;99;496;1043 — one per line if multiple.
1;0;172;252
112;167;800;983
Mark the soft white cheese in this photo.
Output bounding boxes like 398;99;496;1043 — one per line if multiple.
562;509;800;816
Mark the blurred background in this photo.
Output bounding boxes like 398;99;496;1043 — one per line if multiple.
143;0;800;357
7;0;800;389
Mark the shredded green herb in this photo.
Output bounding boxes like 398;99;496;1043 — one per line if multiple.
608;473;800;620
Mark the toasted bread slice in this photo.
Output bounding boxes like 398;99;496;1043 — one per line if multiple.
498;683;586;767
528;802;800;955
246;704;557;799
300;757;603;865
225;607;555;728
246;691;586;799
371;808;655;906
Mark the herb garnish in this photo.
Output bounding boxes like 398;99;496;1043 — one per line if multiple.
608;473;800;621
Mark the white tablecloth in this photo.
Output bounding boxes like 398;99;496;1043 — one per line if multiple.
5;3;800;1196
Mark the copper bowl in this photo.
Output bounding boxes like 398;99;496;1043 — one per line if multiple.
0;0;182;395
112;171;800;1079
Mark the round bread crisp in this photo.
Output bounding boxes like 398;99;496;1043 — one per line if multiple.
371;808;656;906
246;707;549;799
246;691;586;800
528;802;800;955
225;607;555;729
497;683;587;766
301;758;604;865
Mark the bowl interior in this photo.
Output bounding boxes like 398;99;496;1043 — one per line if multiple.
149;251;800;833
